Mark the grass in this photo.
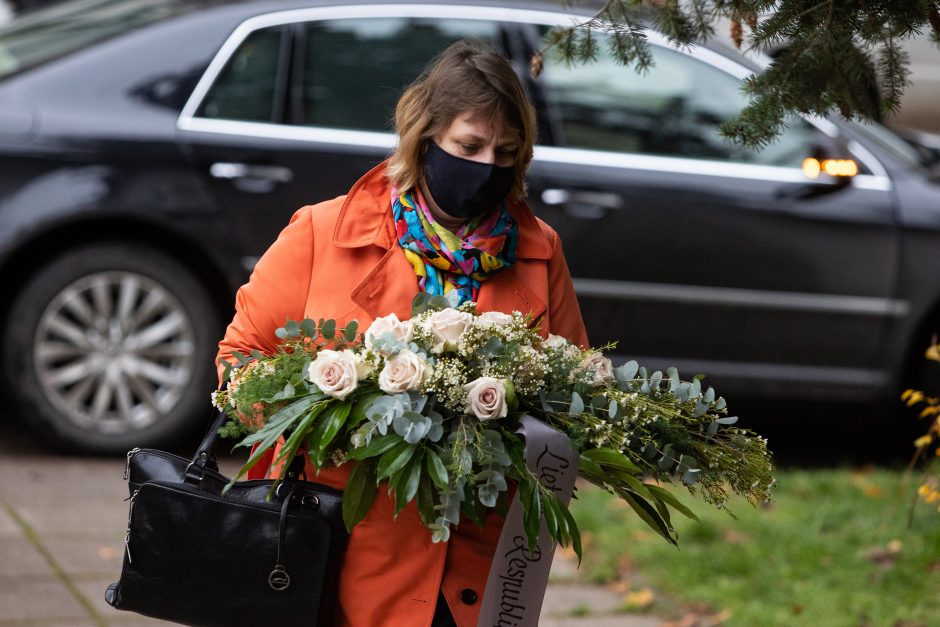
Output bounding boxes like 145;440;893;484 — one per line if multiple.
569;468;940;626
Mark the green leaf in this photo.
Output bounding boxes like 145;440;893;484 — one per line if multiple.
344;320;359;343
716;416;738;425
249;349;266;360
231;350;250;365
342;460;378;532
429;295;451;311
275;327;288;340
376;441;417;482
667;366;680;393
581;447;642;473
301;318;317;338
307;403;352;467
236;395;319;449
426;449;449;490
284;319;301;338
482;336;503;356
346;433;401;460
275;403;326;465
520;477;542;549
411;293;433;316
645;484;699;521
617;488;677;546
569;391;584;416
557;499;582;562
320;319;336;340
416;474;437;526
401;453;423;506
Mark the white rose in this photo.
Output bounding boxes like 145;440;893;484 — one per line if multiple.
544;334;570;350
307;349;363;400
364;313;414;352
463;376;508;421
424;308;473;354
581;352;614;387
476;311;513;327
378;350;430;394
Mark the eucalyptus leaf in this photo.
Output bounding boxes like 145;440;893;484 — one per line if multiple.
716;416;739;425
344;320;359;342
284;319;301;338
650;370;663;390
320;319;336;340
301;318;317;338
667;367;680;393
608;400;619;419
682;468;701;485
569;391;584;416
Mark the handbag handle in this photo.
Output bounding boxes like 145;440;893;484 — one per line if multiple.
183;410;307;486
183;411;228;485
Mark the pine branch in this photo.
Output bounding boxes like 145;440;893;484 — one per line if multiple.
545;0;940;147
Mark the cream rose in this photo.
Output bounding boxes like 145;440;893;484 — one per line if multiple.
476;311;513;327
424;308;473;353
364;313;414;352
543;334;570;350
378;350;430;394
463;376;508;421
307;349;365;400
581;352;615;387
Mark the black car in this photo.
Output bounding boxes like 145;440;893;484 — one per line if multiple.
2;0;938;453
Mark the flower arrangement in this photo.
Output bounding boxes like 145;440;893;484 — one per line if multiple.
214;295;774;554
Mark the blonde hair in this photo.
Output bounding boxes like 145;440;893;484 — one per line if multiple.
387;40;537;200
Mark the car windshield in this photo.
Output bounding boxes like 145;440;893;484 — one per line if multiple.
0;0;194;80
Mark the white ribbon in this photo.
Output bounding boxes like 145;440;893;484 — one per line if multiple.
476;415;579;627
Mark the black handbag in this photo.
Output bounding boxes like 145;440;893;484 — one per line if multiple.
105;411;347;627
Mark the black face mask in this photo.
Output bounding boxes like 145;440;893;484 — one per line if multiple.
421;142;515;220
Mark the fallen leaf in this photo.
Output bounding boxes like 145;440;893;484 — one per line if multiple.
622;587;655;610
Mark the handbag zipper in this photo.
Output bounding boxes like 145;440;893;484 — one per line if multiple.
123;448;141;480
123;488;138;564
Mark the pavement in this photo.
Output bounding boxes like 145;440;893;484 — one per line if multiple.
0;424;661;627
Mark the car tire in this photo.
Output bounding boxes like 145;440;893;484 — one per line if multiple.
3;243;221;454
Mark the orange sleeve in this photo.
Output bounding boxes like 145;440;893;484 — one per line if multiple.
216;206;315;383
546;230;589;348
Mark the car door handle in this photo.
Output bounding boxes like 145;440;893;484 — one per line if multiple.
209;162;294;184
541;188;623;219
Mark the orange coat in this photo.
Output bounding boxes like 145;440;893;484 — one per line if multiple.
217;162;588;627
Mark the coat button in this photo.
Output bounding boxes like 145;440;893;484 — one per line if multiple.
460;589;477;605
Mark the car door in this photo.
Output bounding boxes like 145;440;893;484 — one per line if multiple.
177;7;514;266
520;25;901;399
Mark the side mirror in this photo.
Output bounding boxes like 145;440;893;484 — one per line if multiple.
801;143;859;187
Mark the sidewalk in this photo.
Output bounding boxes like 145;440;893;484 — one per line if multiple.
0;428;660;626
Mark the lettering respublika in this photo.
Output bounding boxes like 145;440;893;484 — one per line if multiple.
477;416;579;627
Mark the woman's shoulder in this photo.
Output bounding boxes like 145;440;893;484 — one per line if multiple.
289;196;348;232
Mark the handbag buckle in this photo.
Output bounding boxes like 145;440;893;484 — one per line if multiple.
268;565;291;591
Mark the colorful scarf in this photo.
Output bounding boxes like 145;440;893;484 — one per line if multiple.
391;187;518;306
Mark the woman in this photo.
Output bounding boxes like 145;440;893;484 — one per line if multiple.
217;40;587;627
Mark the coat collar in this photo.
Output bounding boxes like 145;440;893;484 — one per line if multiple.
338;162;548;322
333;161;553;260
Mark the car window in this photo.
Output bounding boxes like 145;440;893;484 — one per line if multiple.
0;0;195;80
199;26;285;123
537;30;825;168
299;18;502;131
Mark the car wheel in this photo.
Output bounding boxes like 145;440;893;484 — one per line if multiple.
4;243;220;454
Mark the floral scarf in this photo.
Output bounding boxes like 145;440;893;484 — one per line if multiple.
391;187;518;306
